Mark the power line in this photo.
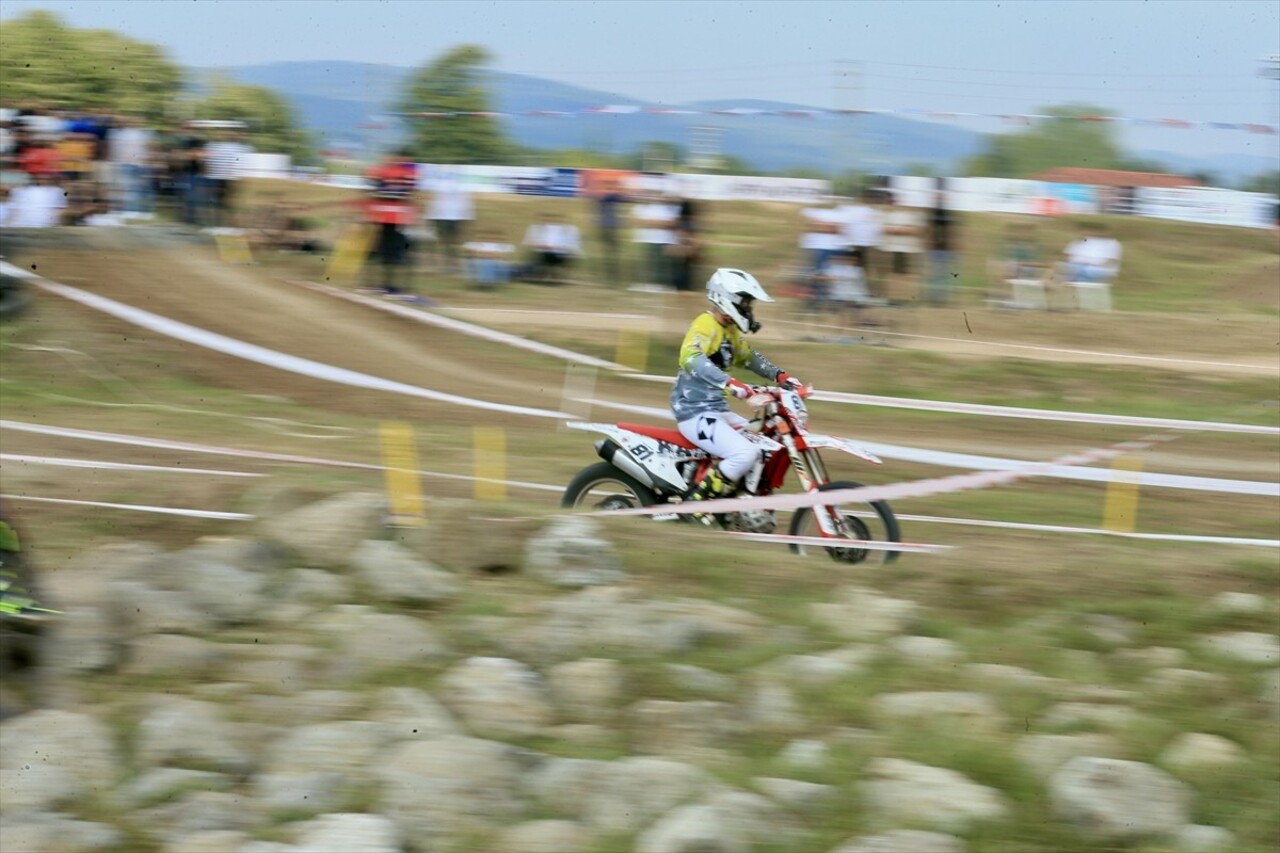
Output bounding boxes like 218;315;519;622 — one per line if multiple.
870;61;1249;78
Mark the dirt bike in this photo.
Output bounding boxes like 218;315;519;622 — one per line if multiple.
561;385;902;564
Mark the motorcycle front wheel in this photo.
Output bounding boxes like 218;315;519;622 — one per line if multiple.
562;462;661;512
788;479;902;565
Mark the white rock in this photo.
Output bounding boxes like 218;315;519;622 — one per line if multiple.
1199;631;1280;665
635;804;737;853
962;662;1058;691
582;757;711;833
350;539;458;603
438;657;554;738
886;635;963;664
742;679;803;732
245;690;364;726
1172;823;1235;852
1015;734;1122;780
0;815;122;852
525;517;626;587
832;829;965;853
1158;733;1245;774
811;586;920;640
1111;646;1187;669
369;686;461;741
1143;667;1231;694
111;768;230;810
293;813;401;853
1210;591;1267;614
665;663;737;696
254;772;346;816
523;758;608;818
259;492;386;569
125;634;227;676
860;757;1009;832
704;788;800;849
0;710;118;800
320;608;451;678
225;642;320;692
1079;614;1138;647
179;558;266;624
42;604;121;673
162;830;250;853
141;789;259;836
109;581;215;637
377;736;523;848
870;691;1005;733
548;658;625;721
0;766;80;814
494;819;594;853
630;699;736;754
753;776;835;809
780;739;830;770
1049;756;1191;840
285;568;352;604
1039;702;1144;731
264;721;388;780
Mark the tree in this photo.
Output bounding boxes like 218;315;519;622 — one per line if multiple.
962;104;1127;178
397;44;508;164
0;10;182;120
188;76;315;163
1239;170;1280;196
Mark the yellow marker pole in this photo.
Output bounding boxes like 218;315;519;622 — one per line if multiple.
326;223;376;284
215;231;254;265
617;327;649;373
1102;455;1143;532
474;426;507;502
379;421;424;526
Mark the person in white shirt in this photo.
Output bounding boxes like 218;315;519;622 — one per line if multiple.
630;191;679;289
425;173;475;273
799;196;844;278
5;174;66;228
107;115;154;216
838;189;884;298
879;191;925;304
1048;221;1122;309
201;131;254;227
520;212;582;284
462;229;515;289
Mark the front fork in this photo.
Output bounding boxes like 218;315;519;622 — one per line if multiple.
784;441;850;539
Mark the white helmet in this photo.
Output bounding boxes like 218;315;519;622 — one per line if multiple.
707;268;773;333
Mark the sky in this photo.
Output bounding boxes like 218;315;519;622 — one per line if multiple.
4;0;1279;160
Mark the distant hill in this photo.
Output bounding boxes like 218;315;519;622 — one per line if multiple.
213;60;984;173
214;61;1273;182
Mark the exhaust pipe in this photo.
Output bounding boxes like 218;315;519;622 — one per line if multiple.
595;440;657;489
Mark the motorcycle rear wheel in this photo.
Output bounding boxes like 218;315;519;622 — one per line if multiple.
788;479;902;565
562;462;661;512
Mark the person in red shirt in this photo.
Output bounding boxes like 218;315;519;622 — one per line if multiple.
363;149;419;297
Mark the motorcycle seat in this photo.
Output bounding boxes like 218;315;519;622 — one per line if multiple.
618;422;697;449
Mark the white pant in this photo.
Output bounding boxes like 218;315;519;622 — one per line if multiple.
677;411;759;482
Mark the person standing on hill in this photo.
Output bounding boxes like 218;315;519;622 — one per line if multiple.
364;149;420;297
925;185;960;305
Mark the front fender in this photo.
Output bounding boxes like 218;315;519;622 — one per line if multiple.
803;433;882;464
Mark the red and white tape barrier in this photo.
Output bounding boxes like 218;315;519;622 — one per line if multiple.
2;262;570;421
627;373;1278;435
4;421;1274;547
575;398;1279;497
584;431;1185;519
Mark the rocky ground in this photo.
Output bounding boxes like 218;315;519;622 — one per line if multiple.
1;490;1276;853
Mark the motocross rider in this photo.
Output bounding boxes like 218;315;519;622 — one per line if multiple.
673;268;805;523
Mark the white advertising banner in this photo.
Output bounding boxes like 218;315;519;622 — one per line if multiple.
1135;187;1276;229
239;152;291;179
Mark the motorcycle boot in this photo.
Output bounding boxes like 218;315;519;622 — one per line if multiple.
686;465;734;527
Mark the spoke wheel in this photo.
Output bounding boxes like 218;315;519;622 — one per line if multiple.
788;479;902;565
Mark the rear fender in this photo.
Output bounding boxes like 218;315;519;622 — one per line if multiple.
568;421;701;493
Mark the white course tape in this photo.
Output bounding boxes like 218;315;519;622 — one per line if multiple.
0;420;563;494
627;373;1278;436
4;263;569;421
290;279;632;372
0;453;262;478
574;398;1279;497
585;432;1184;519
890;512;1280;547
772;317;1279;373
6;422;1275;547
1;494;253;520
727;531;950;553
